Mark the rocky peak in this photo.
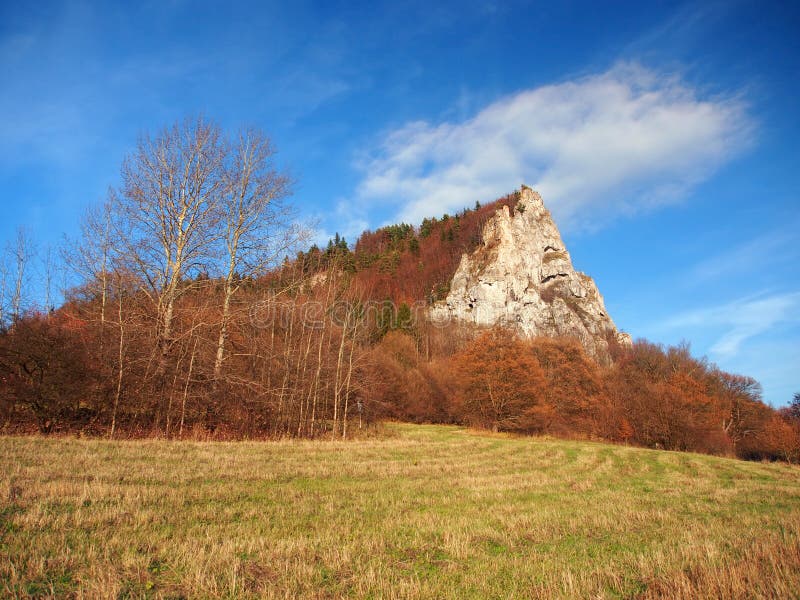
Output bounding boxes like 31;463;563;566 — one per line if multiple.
430;185;631;361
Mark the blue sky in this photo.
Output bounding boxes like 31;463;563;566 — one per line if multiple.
1;0;798;404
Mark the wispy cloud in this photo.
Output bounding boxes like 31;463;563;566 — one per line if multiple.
688;226;800;284
659;292;800;359
351;63;753;228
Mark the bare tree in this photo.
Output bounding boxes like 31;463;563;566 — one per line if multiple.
213;127;300;380
719;372;764;451
65;199;116;327
42;245;55;315
9;227;34;323
111;117;224;380
109;272;128;439
0;251;7;328
340;294;366;439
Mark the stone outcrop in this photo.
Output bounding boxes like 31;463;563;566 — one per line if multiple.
430;185;631;361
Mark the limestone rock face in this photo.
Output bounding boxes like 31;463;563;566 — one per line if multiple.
430;186;630;361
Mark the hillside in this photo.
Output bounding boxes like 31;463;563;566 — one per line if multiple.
307;185;627;361
296;190;521;305
2;183;798;462
2;424;800;598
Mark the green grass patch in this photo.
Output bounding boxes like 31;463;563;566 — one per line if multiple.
1;424;800;598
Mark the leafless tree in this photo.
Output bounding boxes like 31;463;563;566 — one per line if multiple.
0;252;7;327
65;199;116;327
719;373;764;451
42;245;55;315
213;127;301;380
9;227;34;323
109;272;128;439
110;117;225;380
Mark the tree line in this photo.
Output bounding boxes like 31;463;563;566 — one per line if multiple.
370;328;800;461
1;117;798;462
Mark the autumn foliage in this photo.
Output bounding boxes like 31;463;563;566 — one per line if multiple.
2;275;798;463
440;333;798;461
298;193;520;305
0;125;796;464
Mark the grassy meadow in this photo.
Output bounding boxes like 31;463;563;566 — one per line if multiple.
2;424;800;599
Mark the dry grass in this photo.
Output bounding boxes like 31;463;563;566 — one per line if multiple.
2;424;800;598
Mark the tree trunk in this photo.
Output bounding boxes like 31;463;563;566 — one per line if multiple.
179;337;198;439
214;280;233;380
110;289;125;440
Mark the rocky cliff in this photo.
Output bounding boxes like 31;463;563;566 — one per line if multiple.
430;185;630;361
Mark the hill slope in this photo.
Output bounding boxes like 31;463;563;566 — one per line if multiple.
2;424;799;598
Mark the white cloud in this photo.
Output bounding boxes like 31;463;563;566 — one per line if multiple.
352;63;753;228
659;292;800;359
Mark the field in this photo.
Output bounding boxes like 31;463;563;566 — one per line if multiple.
2;424;800;599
